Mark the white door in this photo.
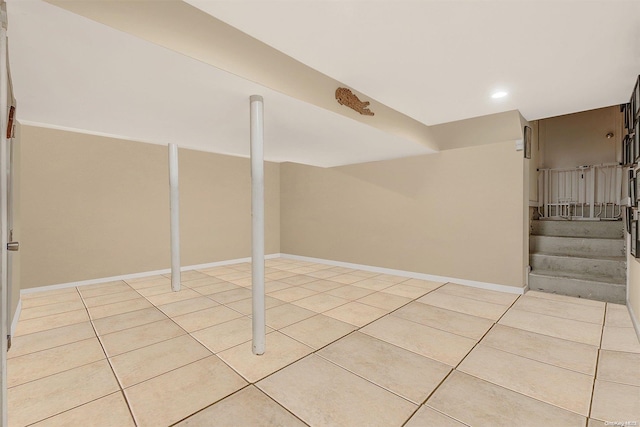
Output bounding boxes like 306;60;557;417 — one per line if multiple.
1;3;12;424
5;106;15;343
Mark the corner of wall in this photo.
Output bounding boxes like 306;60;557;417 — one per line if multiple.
628;251;640;341
280;142;526;288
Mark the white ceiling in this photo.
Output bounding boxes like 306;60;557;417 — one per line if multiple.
6;1;640;167
187;0;640;125
6;0;434;167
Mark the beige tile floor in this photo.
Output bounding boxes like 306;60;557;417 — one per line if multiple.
8;258;640;426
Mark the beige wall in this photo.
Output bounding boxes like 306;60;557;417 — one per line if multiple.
178;147;280;265
281;141;526;288
20;125;280;288
539;106;622;169
528;121;540;204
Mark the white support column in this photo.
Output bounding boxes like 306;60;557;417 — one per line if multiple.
250;95;265;355
168;143;181;292
0;7;8;426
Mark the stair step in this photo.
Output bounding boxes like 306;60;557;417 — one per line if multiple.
528;269;625;285
531;219;623;239
530;253;626;280
528;271;626;304
530;235;625;258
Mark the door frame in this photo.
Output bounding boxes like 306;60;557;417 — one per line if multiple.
1;3;10;425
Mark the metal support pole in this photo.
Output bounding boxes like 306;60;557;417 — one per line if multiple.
250;95;265;355
0;7;8;426
588;166;595;219
544;169;549;217
168;143;181;292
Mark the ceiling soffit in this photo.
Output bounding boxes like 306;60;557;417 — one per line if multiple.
44;0;440;153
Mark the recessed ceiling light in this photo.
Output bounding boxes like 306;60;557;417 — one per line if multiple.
491;91;508;99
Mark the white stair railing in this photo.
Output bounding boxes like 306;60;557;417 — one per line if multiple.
538;163;623;220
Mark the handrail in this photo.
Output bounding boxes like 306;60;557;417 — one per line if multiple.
537;164;623;220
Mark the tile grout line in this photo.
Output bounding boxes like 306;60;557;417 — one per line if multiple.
388;304;500;341
6;339;110;391
313;346;426;408
473;333;599;377
83;294;147;311
230;279;403;329
78;280;146;301
430;288;516;308
275;282;448;358
277;268;417;290
115;282;247;382
454;344;599;416
11;323;217;397
19;261;623;426
452;292;521;373
114;271;328;394
126;277;253;329
451;293;601;420
246;283;451;413
164;263;543;425
358;282;464;427
79;286;139;427
508;302;606;326
21;392;129;427
526;291;608;309
91;308;170;335
399;371;457;427
212;329;313;384
396;294;526;426
260;275;412;306
6;334;91;363
11;308;92;338
12;279;394;358
471;302;605;369
8;325;96;360
90;277;267;425
355;291;505;364
11;261;367;424
7;289;110;396
186;310;284;354
124;277;281;394
19;288;79;301
165;384;252;427
244;282;432;383
286;294;354;313
16;300;86;321
120;353;218;401
500;312;605;347
414;405;472;427
587;302;608;420
449;368;592;420
254;386;312;427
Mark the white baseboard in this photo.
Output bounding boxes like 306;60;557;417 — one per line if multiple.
20;254;282;295
19;252;526;298
18;251;636;341
280;253;526;295
10;298;21;337
627;299;640;343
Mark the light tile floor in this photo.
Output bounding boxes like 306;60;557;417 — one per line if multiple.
8;258;640;426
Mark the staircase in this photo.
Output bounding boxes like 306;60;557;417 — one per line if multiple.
529;220;626;304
